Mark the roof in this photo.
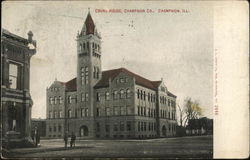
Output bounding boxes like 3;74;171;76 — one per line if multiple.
56;78;76;92
167;91;177;98
95;68;161;90
85;12;95;35
2;28;29;45
56;67;176;97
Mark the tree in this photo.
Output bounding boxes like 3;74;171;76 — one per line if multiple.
178;97;203;127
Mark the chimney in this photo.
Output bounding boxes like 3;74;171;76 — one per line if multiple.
28;31;33;43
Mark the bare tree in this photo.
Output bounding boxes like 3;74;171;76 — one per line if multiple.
178;97;203;127
177;103;185;127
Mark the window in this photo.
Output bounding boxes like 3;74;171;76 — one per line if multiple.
81;67;85;85
80;44;82;52
9;63;18;89
144;107;146;116
96;122;100;132
85;108;89;117
81;108;85;117
75;109;78;118
120;89;125;99
143;91;146;100
168;99;170;106
106;108;110;116
114;106;119;115
120;122;124;131
120;78;124;83
113;90;118;100
137;89;140;99
68;96;72;104
93;67;96;78
83;43;86;50
85;93;89;102
54;97;57;104
144;122;147;131
54;126;56;132
96;92;101;101
54;111;57;118
49;97;53;105
114;124;118;131
105;92;110;100
141;107;143;116
126;105;132;115
105;125;110;132
49;111;53;119
140;90;143;99
49;126;52;132
138;106;140;115
81;93;85;101
85;67;89;84
120;106;126;115
59;111;62;118
68;109;72;118
126;121;131;131
138;122;140;131
96;108;100;117
96;67;99;79
58;125;62;132
59;96;63;104
148;93;150;101
126;89;131;98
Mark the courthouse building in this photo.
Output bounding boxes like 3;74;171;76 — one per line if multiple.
46;12;177;139
1;29;37;146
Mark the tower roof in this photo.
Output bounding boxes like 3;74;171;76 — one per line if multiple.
84;12;95;35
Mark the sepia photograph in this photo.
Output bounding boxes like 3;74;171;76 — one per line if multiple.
1;1;248;159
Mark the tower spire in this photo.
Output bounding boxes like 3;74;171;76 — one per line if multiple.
80;10;95;36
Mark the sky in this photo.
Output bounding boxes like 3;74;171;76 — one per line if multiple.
2;1;213;119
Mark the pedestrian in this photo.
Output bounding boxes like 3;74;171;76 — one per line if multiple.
70;132;76;147
64;132;68;148
34;127;38;146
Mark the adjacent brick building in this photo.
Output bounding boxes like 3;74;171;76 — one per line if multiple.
46;12;177;139
1;29;36;146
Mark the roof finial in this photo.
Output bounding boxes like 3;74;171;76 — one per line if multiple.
88;8;90;13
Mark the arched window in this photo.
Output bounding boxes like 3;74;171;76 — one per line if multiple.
140;90;143;99
54;96;57;104
68;96;72;104
54;111;57;118
68;109;72;118
49;97;53;105
120;89;125;99
113;90;118;99
126;89;131;98
59;96;63;104
143;91;146;100
105;92;110;100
